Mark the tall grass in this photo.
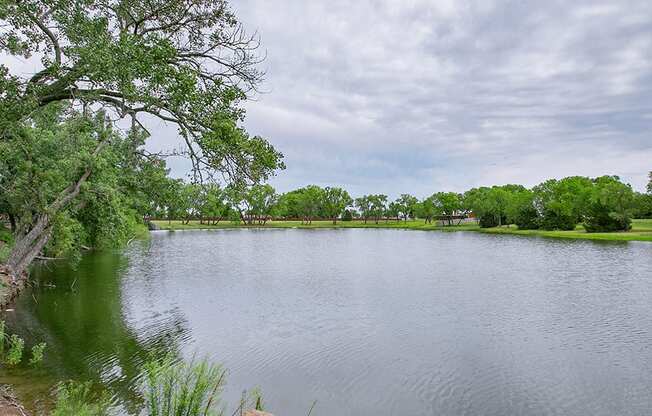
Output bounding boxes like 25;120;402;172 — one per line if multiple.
50;357;264;416
52;382;111;416
143;357;227;416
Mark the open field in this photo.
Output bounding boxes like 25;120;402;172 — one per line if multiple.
152;219;652;242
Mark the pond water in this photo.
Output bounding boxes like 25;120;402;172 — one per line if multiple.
3;229;652;415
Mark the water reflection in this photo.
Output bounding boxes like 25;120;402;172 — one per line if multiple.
2;229;652;416
3;243;189;414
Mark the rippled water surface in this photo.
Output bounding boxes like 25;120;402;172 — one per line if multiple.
4;229;652;415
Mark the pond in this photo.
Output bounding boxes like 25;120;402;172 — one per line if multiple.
3;229;652;415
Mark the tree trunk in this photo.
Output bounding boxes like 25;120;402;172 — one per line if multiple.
5;141;105;280
8;214;16;233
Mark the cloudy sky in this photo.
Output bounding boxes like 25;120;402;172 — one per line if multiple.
194;0;651;198
6;1;650;197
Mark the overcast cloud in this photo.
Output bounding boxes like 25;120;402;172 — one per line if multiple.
8;0;643;197
170;0;647;197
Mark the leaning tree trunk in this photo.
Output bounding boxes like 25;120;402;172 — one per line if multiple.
4;142;104;282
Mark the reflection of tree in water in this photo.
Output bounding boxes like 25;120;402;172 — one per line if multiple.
6;245;190;414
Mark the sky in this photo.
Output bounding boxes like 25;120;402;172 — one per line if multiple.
202;0;652;198
4;1;652;198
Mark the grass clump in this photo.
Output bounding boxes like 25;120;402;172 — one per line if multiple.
143;357;227;416
52;382;111;416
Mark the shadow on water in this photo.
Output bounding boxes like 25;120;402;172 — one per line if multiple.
0;241;189;414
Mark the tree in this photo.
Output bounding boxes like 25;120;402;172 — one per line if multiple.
0;110;168;266
648;171;652;194
387;202;401;222
322;187;352;225
295;185;324;224
415;196;438;224
394;194;418;221
633;192;652;219
200;184;230;225
583;176;635;232
355;196;372;224
533;177;593;230
1;0;284;280
246;184;277;225
432;192;462;226
366;194;388;224
505;189;539;229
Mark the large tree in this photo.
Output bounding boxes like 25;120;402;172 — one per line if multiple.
0;0;284;280
321;187;352;225
394;194;418;221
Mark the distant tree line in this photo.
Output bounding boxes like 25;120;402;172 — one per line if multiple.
146;173;652;233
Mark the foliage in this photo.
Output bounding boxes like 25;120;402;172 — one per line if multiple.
415;195;438;224
29;342;47;366
432;192;462;225
0;0;284;277
394;194;418;221
143;357;227;416
505;189;539;230
533;177;593;230
633;192;652;219
52;382;111;416
0;0;284;183
0;110;163;261
322;187;352;224
293;185;325;224
464;187;510;228
583;176;635;232
5;334;23;366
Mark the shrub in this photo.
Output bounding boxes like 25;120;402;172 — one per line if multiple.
539;210;576;230
29;342;47;366
5;335;24;366
583;176;635;232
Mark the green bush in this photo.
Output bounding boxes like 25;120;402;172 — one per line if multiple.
539;210;576;230
513;206;540;230
29;342;47;366
5;335;24;366
583;176;635;232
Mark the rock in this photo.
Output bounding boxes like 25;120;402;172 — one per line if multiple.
147;221;160;231
0;385;29;416
244;411;274;416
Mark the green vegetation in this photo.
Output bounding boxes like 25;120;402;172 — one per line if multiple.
147;172;652;244
143;357;227;416
52;382;111;416
0;320;46;367
153;219;652;243
51;358;264;416
0;0;283;280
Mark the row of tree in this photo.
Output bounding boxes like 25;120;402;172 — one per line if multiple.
147;173;652;232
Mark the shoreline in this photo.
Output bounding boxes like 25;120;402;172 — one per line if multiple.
152;219;652;243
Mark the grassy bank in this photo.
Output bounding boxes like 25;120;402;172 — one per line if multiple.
152;219;652;242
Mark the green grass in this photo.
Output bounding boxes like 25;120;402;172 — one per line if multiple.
152;218;652;243
478;219;652;242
